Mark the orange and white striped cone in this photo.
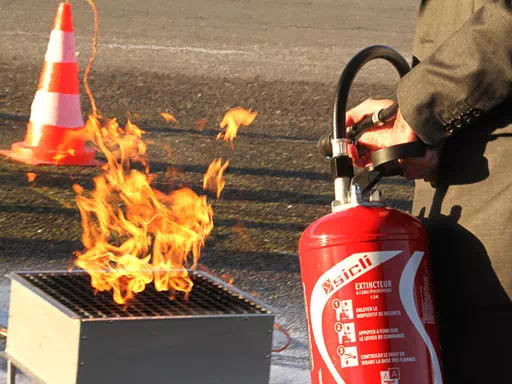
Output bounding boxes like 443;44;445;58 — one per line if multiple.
0;2;98;166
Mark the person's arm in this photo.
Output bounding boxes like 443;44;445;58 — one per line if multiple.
397;0;512;147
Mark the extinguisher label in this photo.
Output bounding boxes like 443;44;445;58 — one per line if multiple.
381;367;400;383
308;250;443;384
309;250;402;384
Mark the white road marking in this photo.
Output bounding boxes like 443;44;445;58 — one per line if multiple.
102;43;253;55
2;31;255;56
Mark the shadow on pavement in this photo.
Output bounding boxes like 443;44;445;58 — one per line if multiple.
202;250;300;273
0;237;79;262
0;204;77;216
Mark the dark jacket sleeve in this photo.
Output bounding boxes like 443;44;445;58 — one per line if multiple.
397;0;512;146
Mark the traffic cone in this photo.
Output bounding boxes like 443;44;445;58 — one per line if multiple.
0;2;98;166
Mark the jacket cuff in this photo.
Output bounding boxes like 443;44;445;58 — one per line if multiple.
397;68;482;147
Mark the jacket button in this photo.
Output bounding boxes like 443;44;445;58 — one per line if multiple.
471;109;481;117
462;113;472;123
443;123;454;134
453;119;462;129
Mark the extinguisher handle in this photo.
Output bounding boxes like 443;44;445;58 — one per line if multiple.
353;141;427;193
371;141;426;176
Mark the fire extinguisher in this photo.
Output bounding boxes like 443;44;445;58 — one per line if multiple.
299;45;443;384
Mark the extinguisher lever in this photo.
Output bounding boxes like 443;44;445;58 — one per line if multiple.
352;168;381;195
353;141;427;194
371;141;426;175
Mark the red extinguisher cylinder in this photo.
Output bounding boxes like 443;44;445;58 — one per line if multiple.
299;205;443;384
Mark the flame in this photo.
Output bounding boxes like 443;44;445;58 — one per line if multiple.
74;114;214;304
26;172;37;183
48;125;95;163
232;219;248;241
217;107;257;143
53;153;67;163
221;274;235;285
161;112;178;124
72;184;84;195
195;118;208;131
164;144;173;158
203;158;229;198
166;166;183;181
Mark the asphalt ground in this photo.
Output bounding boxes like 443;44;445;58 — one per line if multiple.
0;0;417;382
0;0;416;83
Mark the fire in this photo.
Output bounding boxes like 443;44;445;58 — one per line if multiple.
232;219;248;241
72;184;84;195
166;166;183;181
26;172;37;183
53;153;67;163
161;112;178;124
74;114;213;304
217;107;257;143
221;273;235;285
164;144;173;158
203;158;229;198
195;118;208;131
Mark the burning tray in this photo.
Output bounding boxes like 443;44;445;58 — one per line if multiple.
4;271;275;384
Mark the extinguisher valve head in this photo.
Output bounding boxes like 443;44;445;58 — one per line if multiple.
332;182;385;212
334;177;351;204
331;138;352;157
330;156;354;180
369;188;382;202
350;184;362;204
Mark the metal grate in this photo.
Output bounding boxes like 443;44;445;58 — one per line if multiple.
18;272;269;319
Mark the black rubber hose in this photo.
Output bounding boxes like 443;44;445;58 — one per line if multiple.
331;45;411;140
350;102;398;137
377;102;399;123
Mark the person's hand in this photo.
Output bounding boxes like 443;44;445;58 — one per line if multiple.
346;98;439;182
345;99;397;167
